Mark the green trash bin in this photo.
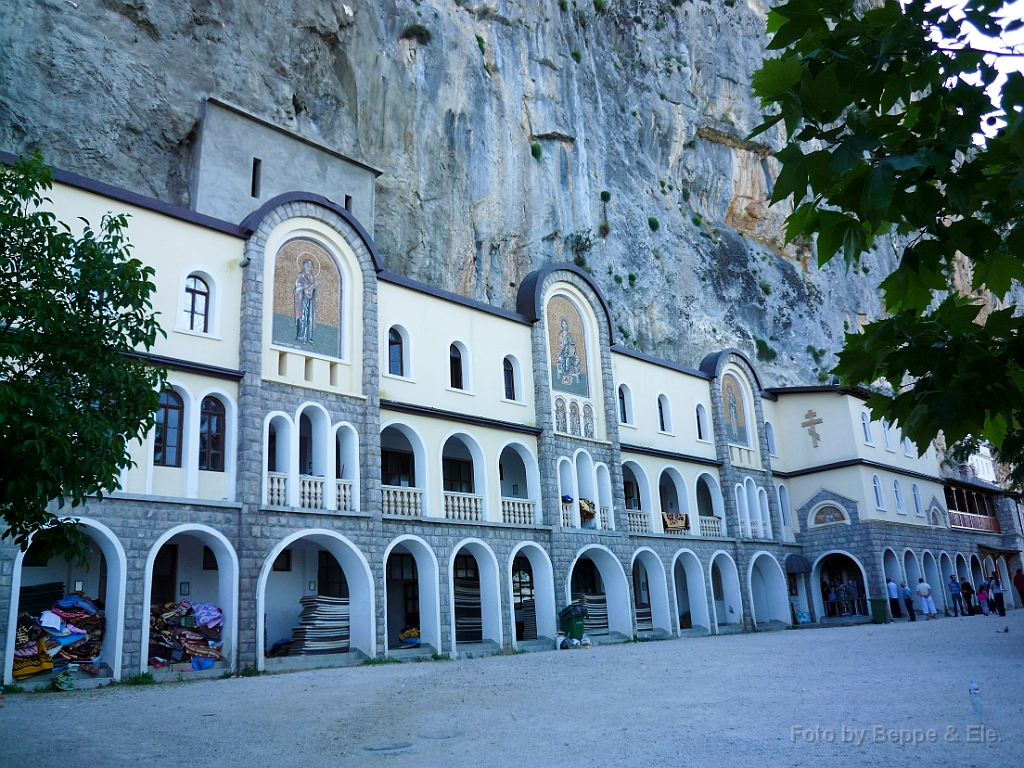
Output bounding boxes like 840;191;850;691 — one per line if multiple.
561;615;585;640
869;597;890;624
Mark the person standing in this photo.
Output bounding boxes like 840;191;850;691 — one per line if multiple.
947;575;964;617
990;573;1006;617
917;578;938;620
901;582;916;621
887;578;903;619
1014;568;1024;608
961;578;975;616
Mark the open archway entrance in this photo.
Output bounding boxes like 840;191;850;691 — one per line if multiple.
258;531;374;670
955;553;972;585
567;547;632;639
631;550;671;637
970;555;985;588
380;423;426;516
442;434;485;522
923;552;943;613
498;443;539;525
450;540;502;655
813;552;868;621
673;551;710;636
710;553;743;632
996;558;1015;610
384;537;440;657
5;521;126;685
695;473;726;537
748;553;790;629
509;543;557;647
143;526;238;678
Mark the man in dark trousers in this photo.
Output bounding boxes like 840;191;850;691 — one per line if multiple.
947;574;964;617
961;578;975;616
901;582;916;621
886;577;903;618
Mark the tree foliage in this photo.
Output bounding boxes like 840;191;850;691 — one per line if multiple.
751;0;1024;481
0;151;166;561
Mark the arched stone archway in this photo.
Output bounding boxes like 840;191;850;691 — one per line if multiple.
922;552;943;613
748;552;791;628
383;536;441;656
566;546;632;638
903;551;923;613
440;431;488;521
508;542;557;647
256;530;375;671
449;539;503;655
141;524;239;676
631;549;672;637
380;421;429;516
811;551;869;622
672;550;711;636
4;519;127;685
709;552;743;632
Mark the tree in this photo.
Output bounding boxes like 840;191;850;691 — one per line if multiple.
0;151;166;561
751;0;1024;484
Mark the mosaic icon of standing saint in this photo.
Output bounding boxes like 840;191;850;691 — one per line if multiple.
546;296;589;397
294;257;319;344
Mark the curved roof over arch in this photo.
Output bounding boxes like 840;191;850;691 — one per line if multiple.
516;264;615;334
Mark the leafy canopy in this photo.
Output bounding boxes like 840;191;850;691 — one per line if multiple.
751;0;1024;481
0;151;166;561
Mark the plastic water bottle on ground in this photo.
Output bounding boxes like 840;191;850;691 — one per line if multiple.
969;680;983;716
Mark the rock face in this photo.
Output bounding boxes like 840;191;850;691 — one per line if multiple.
0;0;890;382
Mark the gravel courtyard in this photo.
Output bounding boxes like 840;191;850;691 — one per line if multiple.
2;611;1021;768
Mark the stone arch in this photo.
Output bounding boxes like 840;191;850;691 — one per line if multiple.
810;550;870;622
955;553;972;586
141;524;239;675
507;542;557;645
449;538;503;654
264;411;294;505
622;460;653;532
380;419;429;516
4;518;128;684
630;548;672;636
970;554;985;587
497;440;541;523
922;551;944;612
439;429;488;520
255;529;375;670
903;550;923;612
709;550;743;630
747;552;791;627
333;421;360;511
566;545;632;637
383;535;441;655
883;548;903;589
671;549;711;635
695;472;726;536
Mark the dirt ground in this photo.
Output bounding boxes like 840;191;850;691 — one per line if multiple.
2;610;1021;768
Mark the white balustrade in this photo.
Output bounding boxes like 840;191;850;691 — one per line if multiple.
749;519;761;539
699;516;723;537
561;502;574;528
729;444;758;468
502;498;536;525
626;511;649;534
267;472;288;506
444;491;483;521
382;485;423;517
336;480;354;511
599;506;610;530
299;476;324;509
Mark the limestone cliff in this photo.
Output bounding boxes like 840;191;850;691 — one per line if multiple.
0;0;891;382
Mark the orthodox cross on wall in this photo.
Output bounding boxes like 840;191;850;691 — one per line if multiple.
801;410;823;447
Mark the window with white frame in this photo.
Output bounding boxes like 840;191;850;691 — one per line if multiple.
618;384;633;425
893;479;906;513
449;342;466;390
183;274;211;333
502;356;522;401
695;403;709;441
387;326;410;378
912;483;924;516
872;474;885;509
657;394;672;433
861;412;873;444
765;421;777;456
881;418;894;451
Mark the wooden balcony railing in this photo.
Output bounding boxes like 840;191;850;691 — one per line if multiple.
950;510;1001;533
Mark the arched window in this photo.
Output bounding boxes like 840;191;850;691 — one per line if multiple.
503;357;516;401
657;394;672;433
765;421;777;456
388;327;404;377
695;403;709;441
861;412;873;444
617;385;632;425
881;418;894;450
199;396;226;472
903;436;914;456
449;344;464;390
154;390;184;467
893;479;906;513
912;483;924;516
184;275;210;333
872;474;885;509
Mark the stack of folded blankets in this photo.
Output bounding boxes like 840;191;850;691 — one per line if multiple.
634;605;654;633
289;595;350;655
454;577;483;643
11;587;106;681
148;600;224;670
582;593;609;635
520;599;538;641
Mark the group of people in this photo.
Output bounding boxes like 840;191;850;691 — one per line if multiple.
886;568;1024;621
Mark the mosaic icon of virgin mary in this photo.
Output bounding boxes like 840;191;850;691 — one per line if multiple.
556;315;582;386
294;257;318;344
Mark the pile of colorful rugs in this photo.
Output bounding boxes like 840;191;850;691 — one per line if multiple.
148;600;224;670
12;585;105;682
